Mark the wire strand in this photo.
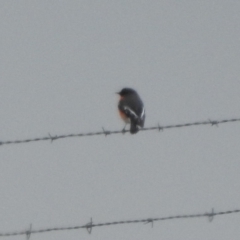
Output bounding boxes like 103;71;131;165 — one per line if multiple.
0;117;240;146
0;208;239;237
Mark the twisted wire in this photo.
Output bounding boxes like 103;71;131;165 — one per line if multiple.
0;117;239;146
0;208;239;237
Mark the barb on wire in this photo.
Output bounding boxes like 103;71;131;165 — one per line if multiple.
0;209;239;238
26;224;32;240
144;218;154;228
0;117;240;146
209;119;219;127
102;127;110;137
207;208;215;222
85;218;93;234
48;133;58;143
157;123;163;131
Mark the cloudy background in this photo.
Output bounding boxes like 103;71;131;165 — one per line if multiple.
1;1;240;239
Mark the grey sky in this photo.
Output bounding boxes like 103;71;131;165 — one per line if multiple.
1;1;240;239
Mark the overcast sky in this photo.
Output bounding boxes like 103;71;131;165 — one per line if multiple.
1;1;240;240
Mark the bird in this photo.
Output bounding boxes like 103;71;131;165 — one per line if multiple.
117;88;145;134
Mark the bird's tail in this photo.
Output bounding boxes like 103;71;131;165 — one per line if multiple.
130;122;139;134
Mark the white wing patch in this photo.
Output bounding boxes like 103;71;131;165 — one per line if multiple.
123;106;138;119
140;107;145;119
123;106;145;129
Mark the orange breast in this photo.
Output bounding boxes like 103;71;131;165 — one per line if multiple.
119;110;130;123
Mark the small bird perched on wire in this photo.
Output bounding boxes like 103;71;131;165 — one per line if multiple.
117;88;145;134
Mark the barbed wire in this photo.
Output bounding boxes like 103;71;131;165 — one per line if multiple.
0;117;240;146
0;208;239;238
